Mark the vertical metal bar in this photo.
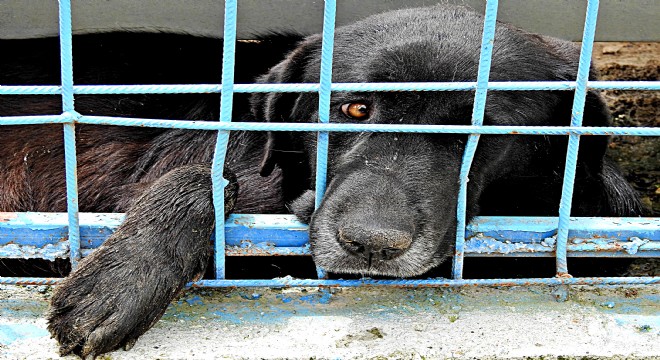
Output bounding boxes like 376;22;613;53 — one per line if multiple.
313;0;337;279
555;0;600;276
58;0;81;269
314;0;337;208
452;0;499;279
212;0;238;279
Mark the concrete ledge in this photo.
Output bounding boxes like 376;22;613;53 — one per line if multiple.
1;285;659;359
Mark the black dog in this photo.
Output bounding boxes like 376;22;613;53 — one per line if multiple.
0;5;643;358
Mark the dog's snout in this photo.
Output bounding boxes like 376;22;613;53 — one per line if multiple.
338;225;413;261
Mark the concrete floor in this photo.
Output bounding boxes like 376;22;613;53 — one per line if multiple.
1;284;659;359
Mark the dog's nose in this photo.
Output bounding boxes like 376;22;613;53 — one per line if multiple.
338;225;413;261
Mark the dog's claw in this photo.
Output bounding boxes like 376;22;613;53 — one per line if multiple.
59;344;75;357
123;337;138;351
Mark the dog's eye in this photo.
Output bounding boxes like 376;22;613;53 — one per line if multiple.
340;102;370;120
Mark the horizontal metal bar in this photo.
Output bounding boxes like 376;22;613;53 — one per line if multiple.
226;246;311;256
1;115;657;137
192;276;660;287
0;86;62;95
1;213;657;259
65;117;660;136
1;81;658;95
0;114;70;125
1;276;659;287
78;246;312;258
226;214;308;247
73;242;660;259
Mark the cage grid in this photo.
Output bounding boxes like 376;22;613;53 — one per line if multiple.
0;0;659;287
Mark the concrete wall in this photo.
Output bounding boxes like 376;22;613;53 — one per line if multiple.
1;0;658;41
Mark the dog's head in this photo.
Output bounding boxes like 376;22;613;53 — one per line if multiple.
251;5;642;277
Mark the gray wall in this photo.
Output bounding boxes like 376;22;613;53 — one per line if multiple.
1;0;658;41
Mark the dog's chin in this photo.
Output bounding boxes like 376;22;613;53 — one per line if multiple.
310;222;454;278
312;253;444;278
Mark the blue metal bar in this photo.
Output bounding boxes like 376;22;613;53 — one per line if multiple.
211;0;238;280
225;246;311;256
0;114;70;125
314;0;337;209
470;0;498;126
195;276;660;287
62;122;81;269
58;0;81;269
556;0;601;277
453;0;499;280
19;243;660;260
2;115;659;137
4;213;656;247
453;136;479;279
313;0;337;280
5;213;655;259
2;276;660;287
3;81;659;96
58;0;74;113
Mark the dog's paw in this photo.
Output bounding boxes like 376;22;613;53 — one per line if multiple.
47;243;187;358
48;165;219;358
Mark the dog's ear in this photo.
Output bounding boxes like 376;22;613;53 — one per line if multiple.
250;35;322;177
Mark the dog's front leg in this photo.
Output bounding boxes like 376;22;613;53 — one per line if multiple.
47;164;237;359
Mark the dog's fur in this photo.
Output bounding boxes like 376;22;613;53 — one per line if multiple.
0;5;644;358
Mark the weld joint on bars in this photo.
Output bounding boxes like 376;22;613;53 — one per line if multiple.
61;110;82;122
1;81;659;95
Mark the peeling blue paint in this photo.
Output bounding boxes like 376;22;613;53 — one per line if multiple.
274;291;333;305
551;286;569;302
600;301;616;308
465;232;659;257
0;324;49;345
212;309;243;324
239;292;262;300
1;213;657;263
299;289;333;305
0;242;69;261
276;294;294;304
185;296;204;306
613;315;660;334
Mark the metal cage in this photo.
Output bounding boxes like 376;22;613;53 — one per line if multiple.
0;0;658;287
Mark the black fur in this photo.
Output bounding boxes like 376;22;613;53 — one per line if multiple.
0;5;645;358
1;32;299;358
